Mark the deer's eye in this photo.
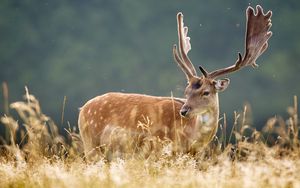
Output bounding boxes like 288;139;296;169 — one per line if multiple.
203;91;210;96
192;82;201;89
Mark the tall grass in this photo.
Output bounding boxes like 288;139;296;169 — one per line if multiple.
0;87;299;188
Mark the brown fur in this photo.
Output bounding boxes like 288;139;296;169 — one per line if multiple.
78;91;220;159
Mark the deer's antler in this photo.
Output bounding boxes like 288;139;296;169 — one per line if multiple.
173;12;197;79
207;5;272;79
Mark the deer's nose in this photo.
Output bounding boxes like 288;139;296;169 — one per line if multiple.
180;107;190;117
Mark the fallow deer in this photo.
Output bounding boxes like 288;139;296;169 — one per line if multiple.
78;5;272;160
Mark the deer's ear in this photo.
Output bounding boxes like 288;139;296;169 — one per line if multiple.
214;78;230;92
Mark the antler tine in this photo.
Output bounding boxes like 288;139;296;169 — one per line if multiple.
176;12;197;76
173;44;193;79
208;5;272;79
199;66;208;77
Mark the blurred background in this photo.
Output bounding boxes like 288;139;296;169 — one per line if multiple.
0;0;299;137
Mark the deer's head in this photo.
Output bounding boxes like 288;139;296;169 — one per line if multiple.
174;6;272;117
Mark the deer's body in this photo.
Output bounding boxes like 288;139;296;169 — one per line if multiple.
79;92;219;156
78;5;272;160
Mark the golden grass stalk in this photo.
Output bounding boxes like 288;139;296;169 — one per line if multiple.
0;89;299;188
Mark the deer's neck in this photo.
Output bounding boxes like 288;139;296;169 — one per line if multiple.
198;94;219;126
188;94;219;146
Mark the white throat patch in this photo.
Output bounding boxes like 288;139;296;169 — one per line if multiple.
196;110;213;124
196;112;215;134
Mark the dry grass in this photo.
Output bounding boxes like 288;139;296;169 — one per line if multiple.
0;88;299;188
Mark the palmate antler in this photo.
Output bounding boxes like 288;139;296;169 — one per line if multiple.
204;5;272;79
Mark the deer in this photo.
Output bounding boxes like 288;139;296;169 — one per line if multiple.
78;5;272;160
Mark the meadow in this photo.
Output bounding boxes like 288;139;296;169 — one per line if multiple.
0;89;299;188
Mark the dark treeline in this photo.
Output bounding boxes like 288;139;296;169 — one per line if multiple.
0;0;299;136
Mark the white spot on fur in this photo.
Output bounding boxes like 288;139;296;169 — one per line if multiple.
94;111;97;115
104;101;108;104
88;109;91;114
90;120;94;125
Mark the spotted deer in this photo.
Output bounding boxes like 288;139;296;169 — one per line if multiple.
79;5;272;160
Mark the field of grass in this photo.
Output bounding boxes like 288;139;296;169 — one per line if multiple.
0;89;299;188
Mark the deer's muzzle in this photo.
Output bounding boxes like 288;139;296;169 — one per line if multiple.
180;105;190;117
